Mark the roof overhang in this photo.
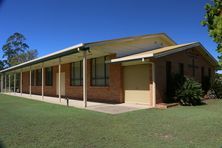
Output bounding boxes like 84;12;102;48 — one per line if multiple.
109;42;218;66
0;43;85;73
85;33;177;48
0;33;176;74
0;33;217;74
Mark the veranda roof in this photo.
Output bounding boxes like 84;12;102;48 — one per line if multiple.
0;33;175;73
0;33;217;73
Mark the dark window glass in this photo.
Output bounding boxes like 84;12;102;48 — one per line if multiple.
179;63;184;76
45;67;53;86
36;69;42;86
208;68;211;78
70;61;83;86
31;70;35;86
91;56;109;86
166;61;171;78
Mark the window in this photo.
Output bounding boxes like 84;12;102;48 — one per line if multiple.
91;56;109;86
178;63;184;76
31;70;35;86
36;69;42;86
166;61;172;78
70;61;83;86
208;68;211;78
45;67;53;86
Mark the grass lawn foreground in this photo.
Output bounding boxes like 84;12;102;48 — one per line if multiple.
0;94;222;148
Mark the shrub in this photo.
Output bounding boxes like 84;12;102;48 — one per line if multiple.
211;74;222;99
175;77;204;106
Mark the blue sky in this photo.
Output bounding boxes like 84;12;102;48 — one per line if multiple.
0;0;219;60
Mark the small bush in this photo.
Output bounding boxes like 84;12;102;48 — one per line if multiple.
175;77;204;106
211;74;222;99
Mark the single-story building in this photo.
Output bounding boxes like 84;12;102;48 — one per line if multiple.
0;33;218;107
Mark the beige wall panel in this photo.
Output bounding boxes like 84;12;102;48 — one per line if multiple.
124;64;152;105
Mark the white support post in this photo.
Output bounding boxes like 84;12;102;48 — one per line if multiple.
14;73;16;94
1;75;3;93
58;58;61;102
9;74;11;93
5;74;7;93
83;50;87;107
20;71;22;95
152;63;156;107
42;63;44;99
30;67;32;96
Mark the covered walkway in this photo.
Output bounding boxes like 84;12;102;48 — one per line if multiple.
2;93;151;114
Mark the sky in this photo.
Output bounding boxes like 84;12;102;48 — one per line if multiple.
0;0;219;60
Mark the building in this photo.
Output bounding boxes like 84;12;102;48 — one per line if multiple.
0;33;218;107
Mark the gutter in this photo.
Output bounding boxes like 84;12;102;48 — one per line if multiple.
0;43;86;73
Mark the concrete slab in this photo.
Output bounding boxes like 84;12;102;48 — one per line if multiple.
2;93;151;114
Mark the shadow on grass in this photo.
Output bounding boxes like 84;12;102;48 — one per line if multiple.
178;100;207;106
0;140;5;148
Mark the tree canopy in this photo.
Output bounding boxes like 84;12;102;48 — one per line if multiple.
1;32;38;68
202;0;222;69
0;60;4;70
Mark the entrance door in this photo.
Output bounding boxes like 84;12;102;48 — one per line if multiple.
124;64;151;105
56;72;65;96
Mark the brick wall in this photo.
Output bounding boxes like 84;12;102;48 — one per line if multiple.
21;55;124;103
154;47;215;103
20;47;215;104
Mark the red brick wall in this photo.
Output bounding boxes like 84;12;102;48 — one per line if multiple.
154;47;215;103
21;55;124;103
65;55;124;103
20;48;215;104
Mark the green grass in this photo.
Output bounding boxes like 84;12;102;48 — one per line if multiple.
0;94;222;148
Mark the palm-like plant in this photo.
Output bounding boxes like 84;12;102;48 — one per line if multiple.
175;77;203;106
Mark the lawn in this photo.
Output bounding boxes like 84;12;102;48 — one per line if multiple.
0;94;222;148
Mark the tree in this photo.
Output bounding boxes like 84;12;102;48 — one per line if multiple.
0;60;4;70
202;0;222;69
11;49;38;64
2;32;38;67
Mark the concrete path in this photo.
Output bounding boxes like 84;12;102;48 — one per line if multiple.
2;93;151;114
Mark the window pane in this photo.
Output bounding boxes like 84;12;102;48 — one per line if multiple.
74;62;80;79
208;68;211;78
71;63;74;85
179;63;184;76
96;57;105;78
36;69;42;86
45;67;53;86
106;78;109;86
91;56;109;86
92;59;96;79
96;79;105;86
74;79;80;85
31;70;35;86
71;61;83;86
